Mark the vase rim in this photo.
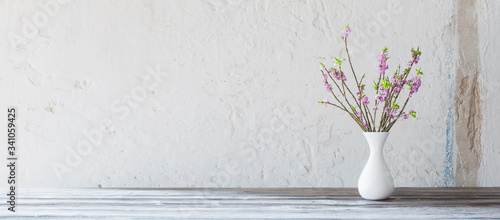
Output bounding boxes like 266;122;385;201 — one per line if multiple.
363;131;390;134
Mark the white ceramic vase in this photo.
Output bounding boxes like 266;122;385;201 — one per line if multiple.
358;132;394;200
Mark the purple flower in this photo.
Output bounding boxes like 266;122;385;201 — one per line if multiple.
403;114;409;119
357;89;370;105
389;109;398;117
355;111;362;120
332;69;341;80
389;75;398;85
408;50;421;66
332;69;347;81
408;76;422;98
375;88;389;102
324;82;332;91
323;73;333;91
378;52;389;74
413;53;420;64
375;95;383;102
361;96;369;105
342;27;351;38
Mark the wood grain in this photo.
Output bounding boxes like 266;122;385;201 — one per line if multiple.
2;188;499;219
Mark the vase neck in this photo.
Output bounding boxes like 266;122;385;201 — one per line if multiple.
363;132;389;152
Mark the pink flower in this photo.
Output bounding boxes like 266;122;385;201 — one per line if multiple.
332;69;347;81
324;82;332;91
378;52;389;74
332;69;341;80
408;50;421;66
403;114;409;119
389;109;398;117
375;88;389;102
361;96;369;105
408;76;422;98
413;53;420;64
322;99;329;107
355;111;362;120
341;73;347;81
357;89;370;105
322;73;333;91
342;27;351;38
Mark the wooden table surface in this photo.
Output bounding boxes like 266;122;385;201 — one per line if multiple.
2;187;499;219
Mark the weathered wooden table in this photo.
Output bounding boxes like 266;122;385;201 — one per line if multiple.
2;188;499;219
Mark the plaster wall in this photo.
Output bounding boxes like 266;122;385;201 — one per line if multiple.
0;0;497;187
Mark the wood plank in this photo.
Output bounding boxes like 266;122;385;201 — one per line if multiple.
1;188;499;219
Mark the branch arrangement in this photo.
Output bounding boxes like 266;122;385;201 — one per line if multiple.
318;25;423;132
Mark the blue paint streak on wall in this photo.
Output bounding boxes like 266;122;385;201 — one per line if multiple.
445;87;454;186
444;48;455;187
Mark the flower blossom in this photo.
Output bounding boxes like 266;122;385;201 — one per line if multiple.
322;74;332;91
360;96;369;105
413;52;420;64
408;48;421;66
355;111;362;120
375;87;389;102
324;81;332;91
390;75;407;94
342;26;351;39
407;76;422;98
357;89;370;105
389;109;398;117
332;68;347;81
378;52;389;74
317;99;330;107
322;99;329;107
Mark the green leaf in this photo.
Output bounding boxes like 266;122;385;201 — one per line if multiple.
406;82;413;90
382;46;388;53
381;78;393;88
412;47;422;57
334;57;345;66
320;62;325;67
391;101;400;109
360;84;366;90
404;67;410;74
409;111;417;118
373;81;380;90
416;68;423;75
317;100;324;104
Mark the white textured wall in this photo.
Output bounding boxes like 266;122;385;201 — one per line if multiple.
478;0;500;186
0;0;497;188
